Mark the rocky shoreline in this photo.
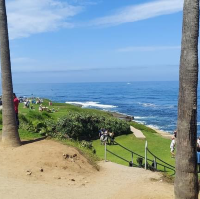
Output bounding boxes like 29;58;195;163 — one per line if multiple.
68;102;134;122
109;111;134;122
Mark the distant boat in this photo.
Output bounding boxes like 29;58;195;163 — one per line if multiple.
127;83;131;85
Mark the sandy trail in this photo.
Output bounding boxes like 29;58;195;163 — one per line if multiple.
0;140;174;199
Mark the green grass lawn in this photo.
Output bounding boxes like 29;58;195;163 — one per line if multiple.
93;121;175;175
19;99;111;120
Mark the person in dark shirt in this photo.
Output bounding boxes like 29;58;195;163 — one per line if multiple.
13;93;19;128
173;130;177;138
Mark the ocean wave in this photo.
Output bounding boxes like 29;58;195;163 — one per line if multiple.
166;105;176;109
135;120;146;125
147;124;161;130
138;102;157;108
134;116;156;119
146;125;171;134
65;101;117;109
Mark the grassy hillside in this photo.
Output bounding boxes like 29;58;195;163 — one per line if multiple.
0;98;174;174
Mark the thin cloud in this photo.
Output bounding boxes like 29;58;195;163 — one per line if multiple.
7;0;84;39
117;46;181;52
12;65;178;73
12;57;36;63
90;0;183;27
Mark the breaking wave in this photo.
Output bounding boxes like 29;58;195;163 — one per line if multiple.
65;101;117;109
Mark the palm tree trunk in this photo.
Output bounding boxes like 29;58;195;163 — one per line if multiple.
0;0;21;147
174;0;199;198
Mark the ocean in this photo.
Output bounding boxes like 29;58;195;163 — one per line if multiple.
10;81;200;135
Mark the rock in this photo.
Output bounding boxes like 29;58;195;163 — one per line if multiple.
63;154;70;159
71;179;75;181
40;168;44;172
26;170;32;175
58;177;61;179
73;154;77;157
62;166;68;170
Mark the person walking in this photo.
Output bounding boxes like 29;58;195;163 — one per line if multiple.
170;136;176;158
13;93;19;128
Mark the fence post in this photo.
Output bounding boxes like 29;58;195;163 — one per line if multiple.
131;152;133;164
154;157;157;170
105;142;107;162
145;141;147;170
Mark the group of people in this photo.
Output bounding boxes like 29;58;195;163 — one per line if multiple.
22;97;44;109
39;103;57;113
99;128;115;145
12;94;56;128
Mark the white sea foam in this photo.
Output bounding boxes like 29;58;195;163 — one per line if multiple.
134;116;156;119
138;102;157;107
65;101;117;109
135;120;146;125
167;105;176;109
147;124;161;130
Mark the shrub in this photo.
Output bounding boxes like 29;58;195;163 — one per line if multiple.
19;111;130;141
19;113;49;135
54;112;130;140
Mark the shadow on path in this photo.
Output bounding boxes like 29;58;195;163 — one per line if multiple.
21;136;47;145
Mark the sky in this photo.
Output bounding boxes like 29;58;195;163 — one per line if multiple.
5;0;184;83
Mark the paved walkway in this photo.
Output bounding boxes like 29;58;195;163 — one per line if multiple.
130;126;146;139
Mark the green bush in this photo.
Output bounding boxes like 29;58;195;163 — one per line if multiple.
54;112;130;140
19;113;50;135
18;111;130;141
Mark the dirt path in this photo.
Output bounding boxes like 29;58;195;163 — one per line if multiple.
0;139;174;199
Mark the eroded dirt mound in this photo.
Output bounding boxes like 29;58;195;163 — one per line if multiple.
0;139;96;186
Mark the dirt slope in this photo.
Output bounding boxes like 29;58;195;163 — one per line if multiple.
0;139;174;199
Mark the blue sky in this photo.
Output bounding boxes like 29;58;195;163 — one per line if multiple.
6;0;183;83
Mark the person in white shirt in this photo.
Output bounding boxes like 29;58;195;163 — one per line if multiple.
170;136;176;158
197;137;200;152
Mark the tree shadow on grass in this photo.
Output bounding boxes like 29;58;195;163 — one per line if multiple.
21;136;47;145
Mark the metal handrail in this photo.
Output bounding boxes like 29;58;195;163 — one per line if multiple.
106;149;137;167
146;148;175;169
146;148;175;175
105;140;175;174
114;140;144;158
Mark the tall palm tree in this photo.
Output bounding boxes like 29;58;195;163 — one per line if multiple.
174;0;199;198
0;0;20;147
